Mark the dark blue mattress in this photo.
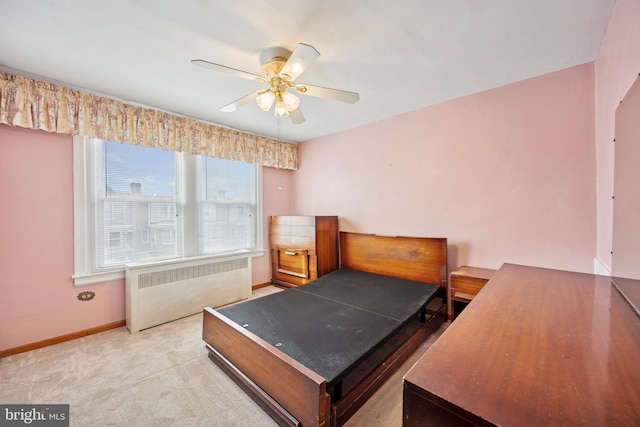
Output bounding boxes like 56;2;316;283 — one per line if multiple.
216;268;439;387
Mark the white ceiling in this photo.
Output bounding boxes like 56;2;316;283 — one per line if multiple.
0;0;615;143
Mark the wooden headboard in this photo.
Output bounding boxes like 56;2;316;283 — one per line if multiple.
339;232;448;288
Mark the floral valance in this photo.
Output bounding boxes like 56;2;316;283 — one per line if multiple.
0;72;297;170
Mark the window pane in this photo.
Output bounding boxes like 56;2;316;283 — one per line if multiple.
103;142;176;197
96;141;177;267
200;157;256;254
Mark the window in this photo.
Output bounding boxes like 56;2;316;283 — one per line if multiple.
199;156;256;255
73;137;262;285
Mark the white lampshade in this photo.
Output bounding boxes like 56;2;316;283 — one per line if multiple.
256;90;275;111
281;91;300;111
274;99;289;118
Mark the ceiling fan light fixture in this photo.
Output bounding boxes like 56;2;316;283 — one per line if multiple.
256;90;275;111
192;43;358;125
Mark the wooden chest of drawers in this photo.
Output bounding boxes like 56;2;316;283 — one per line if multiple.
449;266;496;320
269;216;339;288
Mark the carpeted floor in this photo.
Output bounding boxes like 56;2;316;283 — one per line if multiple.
0;286;447;426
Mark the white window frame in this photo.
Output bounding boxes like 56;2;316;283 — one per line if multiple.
72;136;264;286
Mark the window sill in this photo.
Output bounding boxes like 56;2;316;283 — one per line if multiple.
72;269;126;287
72;249;265;287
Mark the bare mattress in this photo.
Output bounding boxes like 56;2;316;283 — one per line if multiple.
216;268;440;389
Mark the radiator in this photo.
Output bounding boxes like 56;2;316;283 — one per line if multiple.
125;254;251;333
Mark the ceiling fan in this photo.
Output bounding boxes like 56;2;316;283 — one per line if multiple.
191;43;359;124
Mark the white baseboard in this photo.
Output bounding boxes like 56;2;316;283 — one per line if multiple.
593;258;611;276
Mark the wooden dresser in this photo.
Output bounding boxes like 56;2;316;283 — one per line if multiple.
403;263;640;426
269;216;339;288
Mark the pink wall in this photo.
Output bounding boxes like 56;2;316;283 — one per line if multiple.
0;125;125;351
253;166;295;284
295;64;597;274
594;0;640;272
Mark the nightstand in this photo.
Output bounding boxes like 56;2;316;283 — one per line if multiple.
449;266;496;320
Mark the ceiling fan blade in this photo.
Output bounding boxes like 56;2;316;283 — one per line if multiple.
289;107;305;124
295;83;360;104
279;43;320;82
191;59;265;82
220;91;260;112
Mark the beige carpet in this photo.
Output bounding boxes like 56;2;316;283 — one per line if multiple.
0;286;447;426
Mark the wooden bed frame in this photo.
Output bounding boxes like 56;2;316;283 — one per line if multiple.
202;232;448;427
